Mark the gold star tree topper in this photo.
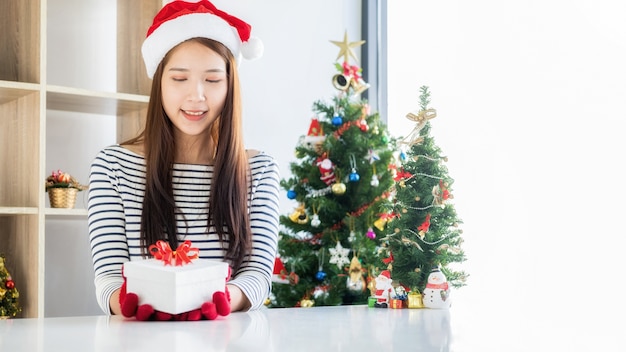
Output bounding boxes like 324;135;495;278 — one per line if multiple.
330;30;365;64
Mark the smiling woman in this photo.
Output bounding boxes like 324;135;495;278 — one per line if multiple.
88;0;280;321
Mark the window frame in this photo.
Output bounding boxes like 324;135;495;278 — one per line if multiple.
361;0;387;122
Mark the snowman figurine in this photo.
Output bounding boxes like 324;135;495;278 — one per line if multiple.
423;266;451;309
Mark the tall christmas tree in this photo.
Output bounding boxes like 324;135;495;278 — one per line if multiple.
269;32;398;308
380;86;468;296
0;255;21;318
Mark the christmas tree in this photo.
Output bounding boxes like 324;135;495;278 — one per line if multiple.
269;32;398;308
380;86;468;296
0;255;21;318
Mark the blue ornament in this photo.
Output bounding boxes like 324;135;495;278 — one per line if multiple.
349;170;360;182
287;189;296;199
332;115;343;126
400;151;407;161
316;270;327;281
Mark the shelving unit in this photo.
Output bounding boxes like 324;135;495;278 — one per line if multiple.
0;0;161;318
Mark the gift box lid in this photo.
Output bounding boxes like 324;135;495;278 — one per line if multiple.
124;258;229;285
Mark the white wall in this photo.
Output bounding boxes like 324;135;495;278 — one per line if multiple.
387;0;626;339
213;0;362;215
45;0;361;316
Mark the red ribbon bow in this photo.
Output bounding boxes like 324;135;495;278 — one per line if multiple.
417;214;432;233
149;240;199;266
342;61;362;81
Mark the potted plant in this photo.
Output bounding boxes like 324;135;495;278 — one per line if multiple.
45;170;87;208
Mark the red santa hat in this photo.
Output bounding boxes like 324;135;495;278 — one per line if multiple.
142;0;263;79
307;117;323;137
379;270;391;279
272;257;290;284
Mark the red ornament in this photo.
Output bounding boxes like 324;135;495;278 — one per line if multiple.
382;250;394;265
357;118;369;132
417;214;432;233
6;279;15;289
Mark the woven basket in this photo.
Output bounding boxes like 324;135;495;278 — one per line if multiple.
48;188;79;209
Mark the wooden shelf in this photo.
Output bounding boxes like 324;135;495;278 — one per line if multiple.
0;0;161;318
0;80;40;104
47;85;148;115
0;207;38;215
44;207;88;218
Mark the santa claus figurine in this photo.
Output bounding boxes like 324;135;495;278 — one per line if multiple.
373;270;393;308
315;154;336;185
423;266;452;309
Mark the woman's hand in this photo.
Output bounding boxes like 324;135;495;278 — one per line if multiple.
226;284;251;312
109;288;122;315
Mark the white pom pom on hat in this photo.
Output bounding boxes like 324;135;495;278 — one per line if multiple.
141;0;263;79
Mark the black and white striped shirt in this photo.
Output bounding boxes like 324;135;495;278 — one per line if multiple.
88;145;280;314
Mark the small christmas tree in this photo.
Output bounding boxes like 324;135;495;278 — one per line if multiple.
380;86;468;296
270;32;398;308
0;255;21;318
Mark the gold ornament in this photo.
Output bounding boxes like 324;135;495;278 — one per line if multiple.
331;182;346;195
0;286;5;299
401;236;424;251
264;298;271;306
289;204;309;224
300;299;314;308
407;291;425;308
400;108;437;147
347;256;366;292
373;217;387;231
367;276;377;296
330;30;365;64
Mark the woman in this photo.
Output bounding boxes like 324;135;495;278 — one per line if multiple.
88;0;278;319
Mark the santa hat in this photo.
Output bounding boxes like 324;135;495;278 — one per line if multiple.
142;0;263;79
307;117;323;137
379;270;391;279
272;257;290;284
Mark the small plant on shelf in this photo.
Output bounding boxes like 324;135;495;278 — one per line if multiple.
45;170;87;208
45;170;86;191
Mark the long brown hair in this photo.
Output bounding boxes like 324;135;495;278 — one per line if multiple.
124;38;252;272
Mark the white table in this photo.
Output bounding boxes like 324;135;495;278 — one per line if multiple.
2;303;625;351
0;305;453;351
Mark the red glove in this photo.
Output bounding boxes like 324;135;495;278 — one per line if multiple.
119;266;231;321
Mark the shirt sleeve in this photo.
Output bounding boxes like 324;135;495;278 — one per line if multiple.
87;149;129;315
228;155;281;310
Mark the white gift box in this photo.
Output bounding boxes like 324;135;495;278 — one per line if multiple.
123;258;229;315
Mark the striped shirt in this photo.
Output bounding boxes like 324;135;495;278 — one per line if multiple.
88;145;280;314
